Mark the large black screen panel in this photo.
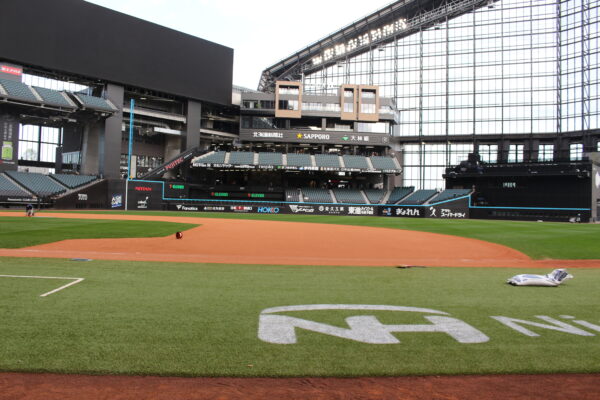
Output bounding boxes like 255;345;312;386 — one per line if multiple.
0;0;232;105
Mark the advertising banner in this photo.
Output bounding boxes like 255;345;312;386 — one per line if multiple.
426;197;470;219
169;202;400;217
0;116;18;172
192;161;398;174
379;206;423;218
127;181;163;210
0;195;36;203
240;129;391;146
164;196;470;219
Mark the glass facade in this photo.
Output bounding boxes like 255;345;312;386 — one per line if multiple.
538;143;555;160
18;124;62;164
570;142;584;159
304;0;599;189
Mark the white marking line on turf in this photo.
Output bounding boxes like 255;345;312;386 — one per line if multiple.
0;275;84;297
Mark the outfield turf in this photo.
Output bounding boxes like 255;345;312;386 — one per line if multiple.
0;257;598;377
4;210;600;259
0;216;198;248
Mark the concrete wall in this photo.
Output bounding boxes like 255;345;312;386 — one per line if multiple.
80;121;102;175
184;100;201;151
101;84;124;179
79;84;124;178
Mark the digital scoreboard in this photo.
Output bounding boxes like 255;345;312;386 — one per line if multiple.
210;192;267;199
165;183;189;198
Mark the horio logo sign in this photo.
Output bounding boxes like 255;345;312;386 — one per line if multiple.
258;304;600;344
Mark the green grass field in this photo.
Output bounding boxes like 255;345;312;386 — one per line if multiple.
0;257;598;377
0;212;599;377
0;216;198;248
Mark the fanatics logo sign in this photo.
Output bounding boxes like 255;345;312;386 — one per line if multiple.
1;65;22;76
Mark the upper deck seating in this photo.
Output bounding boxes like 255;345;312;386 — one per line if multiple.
285;189;301;202
430;189;471;203
314;154;341;169
397;189;438;205
50;174;97;189
258;152;283;166
195;151;226;164
72;93;116;112
33;86;76;109
370;156;399;171
342;155;369;169
387;187;415;204
333;189;365;204
0;78;40;103
301;188;334;203
364;189;385;204
5;171;65;197
0;174;31;197
228;151;255;165
286;153;312;167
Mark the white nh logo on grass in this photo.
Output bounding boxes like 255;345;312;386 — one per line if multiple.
258;305;489;344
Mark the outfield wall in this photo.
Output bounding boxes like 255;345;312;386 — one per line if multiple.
115;179;470;219
47;179;592;222
164;201;469;219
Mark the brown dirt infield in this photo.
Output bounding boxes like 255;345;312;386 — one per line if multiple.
1;211;599;399
1;211;599;268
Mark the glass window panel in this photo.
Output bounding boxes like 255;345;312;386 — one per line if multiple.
19;125;39;141
41;127;60;143
40;143;57;163
508;144;524;162
538;144;554;161
479;144;498;163
18;141;38;161
570;143;583;160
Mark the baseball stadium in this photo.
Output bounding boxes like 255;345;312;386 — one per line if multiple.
1;0;600;398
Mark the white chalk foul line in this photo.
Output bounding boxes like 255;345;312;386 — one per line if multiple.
0;275;84;297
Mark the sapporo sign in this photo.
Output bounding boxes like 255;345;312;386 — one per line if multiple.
240;130;390;145
258;305;600;344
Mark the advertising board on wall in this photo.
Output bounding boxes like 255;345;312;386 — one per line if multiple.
111;194;123;208
380;206;422;217
0;195;36;203
239;129;391;146
1;64;23;77
426;197;470;219
0;116;18;172
163;194;471;218
126;182;163;210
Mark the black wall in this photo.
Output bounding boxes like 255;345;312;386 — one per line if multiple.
54;179;109;209
447;163;592;209
468;175;590;208
0;0;233;105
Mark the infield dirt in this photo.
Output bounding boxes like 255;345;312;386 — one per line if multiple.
1;211;599;268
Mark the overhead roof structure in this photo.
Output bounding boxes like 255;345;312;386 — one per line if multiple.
258;0;495;92
0;0;233;105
